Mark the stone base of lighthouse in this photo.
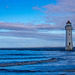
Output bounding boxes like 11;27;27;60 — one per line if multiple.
65;46;73;50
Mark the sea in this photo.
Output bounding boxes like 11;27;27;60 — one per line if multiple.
0;47;75;75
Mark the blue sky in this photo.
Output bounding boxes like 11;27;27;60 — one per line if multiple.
0;0;75;48
0;0;56;23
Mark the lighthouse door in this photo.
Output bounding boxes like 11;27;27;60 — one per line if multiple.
69;42;70;45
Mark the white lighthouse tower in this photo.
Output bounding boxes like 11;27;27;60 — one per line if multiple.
65;21;73;50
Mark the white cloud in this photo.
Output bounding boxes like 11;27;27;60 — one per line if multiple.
33;0;75;29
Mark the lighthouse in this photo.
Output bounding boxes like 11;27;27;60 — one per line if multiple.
65;21;73;50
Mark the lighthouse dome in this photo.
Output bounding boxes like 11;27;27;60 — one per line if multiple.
66;21;71;25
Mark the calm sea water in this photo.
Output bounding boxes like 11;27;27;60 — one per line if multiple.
0;47;75;75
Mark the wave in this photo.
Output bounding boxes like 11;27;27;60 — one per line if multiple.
0;57;48;60
0;69;75;73
0;58;59;67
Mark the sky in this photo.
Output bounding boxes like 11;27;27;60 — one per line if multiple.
0;0;75;48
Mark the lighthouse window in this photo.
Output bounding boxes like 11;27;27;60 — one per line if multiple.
69;42;70;45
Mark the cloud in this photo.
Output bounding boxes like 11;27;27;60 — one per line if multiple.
0;22;65;40
32;6;41;10
0;22;64;31
0;22;35;31
0;30;65;41
33;0;75;29
43;0;75;13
